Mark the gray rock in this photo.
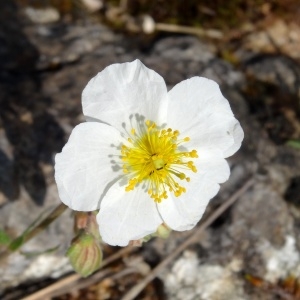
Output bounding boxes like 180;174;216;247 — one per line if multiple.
1;184;74;292
244;55;300;94
163;251;247;300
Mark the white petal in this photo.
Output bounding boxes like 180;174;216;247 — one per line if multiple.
186;114;242;156
98;182;162;246
82;59;168;132
167;77;243;157
55;122;125;211
223;120;244;158
157;149;230;231
195;149;230;184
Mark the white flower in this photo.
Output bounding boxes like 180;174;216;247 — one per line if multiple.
55;59;244;246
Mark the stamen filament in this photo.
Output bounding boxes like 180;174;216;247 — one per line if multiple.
121;120;198;202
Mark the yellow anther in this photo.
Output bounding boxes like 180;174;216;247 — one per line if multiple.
121;121;198;202
187;161;193;168
190;150;198;158
179;173;186;180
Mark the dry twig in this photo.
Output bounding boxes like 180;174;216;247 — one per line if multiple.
155;23;223;39
22;246;136;300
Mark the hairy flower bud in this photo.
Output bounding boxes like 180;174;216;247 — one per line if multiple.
66;232;102;277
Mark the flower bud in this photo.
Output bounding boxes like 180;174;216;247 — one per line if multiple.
156;223;171;239
66;232;102;277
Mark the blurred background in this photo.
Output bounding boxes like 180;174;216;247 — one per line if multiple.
1;0;300;299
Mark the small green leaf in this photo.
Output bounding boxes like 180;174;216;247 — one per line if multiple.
0;229;11;245
286;140;300;150
9;236;24;251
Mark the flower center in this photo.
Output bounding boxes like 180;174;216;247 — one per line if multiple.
121;120;198;203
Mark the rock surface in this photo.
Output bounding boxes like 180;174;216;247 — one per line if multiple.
244;20;300;60
1;1;300;299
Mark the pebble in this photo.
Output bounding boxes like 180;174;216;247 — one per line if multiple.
82;0;103;12
25;7;60;24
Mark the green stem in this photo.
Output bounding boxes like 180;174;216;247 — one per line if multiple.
0;203;68;263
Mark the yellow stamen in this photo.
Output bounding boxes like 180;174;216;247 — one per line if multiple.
121;120;198;202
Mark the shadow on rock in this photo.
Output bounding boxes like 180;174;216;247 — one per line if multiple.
0;150;19;204
0;1;65;205
242;54;300;145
